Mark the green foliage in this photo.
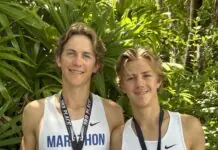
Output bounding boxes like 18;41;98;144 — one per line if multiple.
0;0;217;149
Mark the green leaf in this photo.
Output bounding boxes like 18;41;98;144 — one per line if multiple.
0;137;21;147
0;100;12;116
92;72;106;97
104;57;117;69
0;53;35;67
46;0;66;32
0;79;11;101
58;0;70;28
0;2;44;29
0;115;22;135
0;126;22;140
0;14;20;50
0;62;32;92
36;73;61;84
34;84;61;97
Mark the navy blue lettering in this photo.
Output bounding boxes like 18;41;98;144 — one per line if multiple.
46;133;105;147
85;134;92;145
56;135;63;147
99;134;105;145
64;135;71;147
47;135;56;147
92;134;98;145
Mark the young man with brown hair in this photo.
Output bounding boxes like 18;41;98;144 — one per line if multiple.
21;23;124;150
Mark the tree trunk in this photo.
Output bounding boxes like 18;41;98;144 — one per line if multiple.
190;0;203;27
213;0;218;25
156;0;163;10
196;45;204;72
184;0;203;72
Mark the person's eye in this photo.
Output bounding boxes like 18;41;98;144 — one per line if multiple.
83;52;93;59
66;51;75;56
84;54;91;58
127;77;134;81
143;74;151;78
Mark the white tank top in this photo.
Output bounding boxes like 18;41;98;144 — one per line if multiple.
122;111;187;150
39;93;110;150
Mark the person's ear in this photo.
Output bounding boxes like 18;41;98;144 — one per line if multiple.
93;63;100;73
119;82;127;94
56;56;61;68
156;77;162;89
157;81;162;89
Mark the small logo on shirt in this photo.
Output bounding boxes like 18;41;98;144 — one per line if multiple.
90;121;100;126
165;144;176;149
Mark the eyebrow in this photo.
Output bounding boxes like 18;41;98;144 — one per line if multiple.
124;71;151;78
141;71;151;74
83;51;94;56
65;48;76;52
65;48;94;55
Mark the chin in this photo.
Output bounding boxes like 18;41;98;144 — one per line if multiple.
137;99;152;107
131;101;149;108
67;81;82;86
139;102;150;108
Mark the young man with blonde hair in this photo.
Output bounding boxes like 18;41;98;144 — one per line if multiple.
111;47;205;150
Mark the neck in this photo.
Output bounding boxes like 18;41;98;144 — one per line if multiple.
61;83;90;109
132;105;161;128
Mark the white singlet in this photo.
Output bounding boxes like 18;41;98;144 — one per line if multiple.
38;93;110;150
122;111;187;150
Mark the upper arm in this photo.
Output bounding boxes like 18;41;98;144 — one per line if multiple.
182;114;205;150
110;125;124;150
21;100;44;150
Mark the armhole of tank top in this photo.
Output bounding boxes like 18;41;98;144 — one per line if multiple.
160;111;172;142
93;94;109;121
38;96;54;135
121;124;125;150
92;93;110;134
123;119;134;140
177;113;187;150
122;118;134;150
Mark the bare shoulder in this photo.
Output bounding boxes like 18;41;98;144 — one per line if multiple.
23;99;45;119
100;97;124;132
181;114;203;133
22;98;45;131
21;98;46;150
110;125;124;150
102;97;123;114
181;114;205;150
101;97;124;120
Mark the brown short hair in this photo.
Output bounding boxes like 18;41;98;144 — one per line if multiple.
55;22;106;71
115;47;164;87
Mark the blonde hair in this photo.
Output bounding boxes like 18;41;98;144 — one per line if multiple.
115;47;164;87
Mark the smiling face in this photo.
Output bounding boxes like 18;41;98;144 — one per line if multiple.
120;57;161;108
116;48;164;108
56;34;99;88
55;22;106;73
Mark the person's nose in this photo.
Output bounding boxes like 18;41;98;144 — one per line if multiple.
135;76;144;88
72;55;83;67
